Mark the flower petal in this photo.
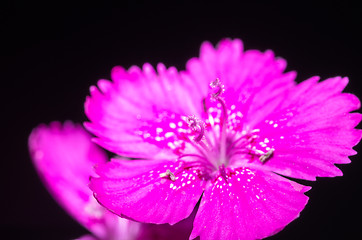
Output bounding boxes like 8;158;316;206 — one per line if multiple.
90;158;206;225
28;122;141;239
186;38;296;93
190;168;310;240
85;64;204;158
247;76;362;180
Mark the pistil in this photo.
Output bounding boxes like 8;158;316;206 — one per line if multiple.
210;78;228;165
219;164;228;182
186;115;205;142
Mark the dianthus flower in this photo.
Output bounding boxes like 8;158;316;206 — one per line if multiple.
29;122;193;240
86;39;361;240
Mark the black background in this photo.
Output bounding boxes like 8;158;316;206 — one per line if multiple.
2;1;362;239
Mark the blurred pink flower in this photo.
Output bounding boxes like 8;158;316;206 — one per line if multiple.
85;38;361;240
29;122;194;240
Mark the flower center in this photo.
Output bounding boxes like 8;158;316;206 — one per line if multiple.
178;79;274;175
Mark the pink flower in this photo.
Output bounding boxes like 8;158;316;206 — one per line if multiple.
28;122;193;240
86;39;362;240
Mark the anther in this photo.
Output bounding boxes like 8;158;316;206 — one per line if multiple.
259;148;274;163
159;169;176;181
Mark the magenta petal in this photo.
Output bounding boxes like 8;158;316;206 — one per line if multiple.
85;64;205;158
185;39;296;105
90;158;206;225
191;168;310;240
247;76;362;180
28;122;141;239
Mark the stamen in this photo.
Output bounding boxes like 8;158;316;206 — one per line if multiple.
179;160;215;173
159;169;176;181
209;78;228;165
227;132;259;153
178;154;206;160
259;148;274;163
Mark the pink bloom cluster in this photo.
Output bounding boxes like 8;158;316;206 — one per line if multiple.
30;38;361;240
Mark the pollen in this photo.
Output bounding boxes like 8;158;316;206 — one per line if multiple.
259;148;275;163
159;169;176;181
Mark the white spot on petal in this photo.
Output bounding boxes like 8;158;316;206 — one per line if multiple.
165;132;174;138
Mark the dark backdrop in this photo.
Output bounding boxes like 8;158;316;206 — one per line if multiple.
2;1;362;239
